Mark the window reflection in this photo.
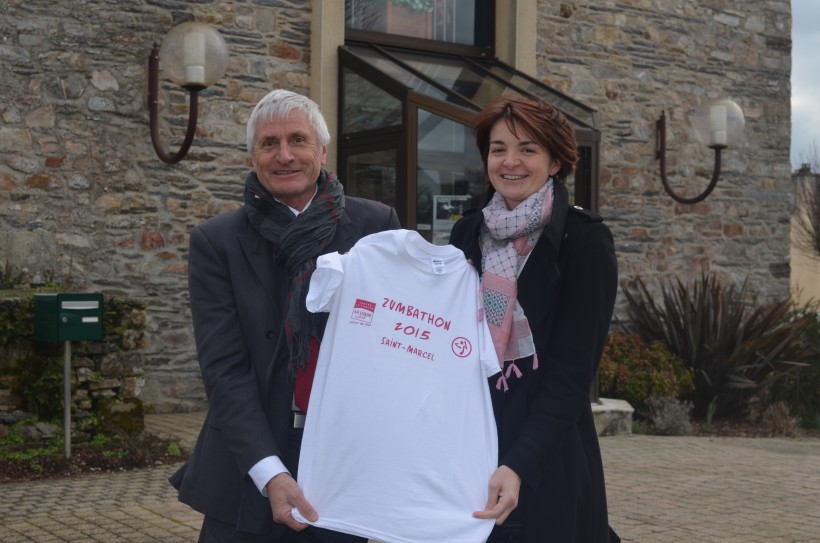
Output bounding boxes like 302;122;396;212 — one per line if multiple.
346;0;477;45
338;37;600;227
416;109;484;244
391;48;504;107
344;149;398;209
342;68;403;134
476;61;596;127
342;43;475;109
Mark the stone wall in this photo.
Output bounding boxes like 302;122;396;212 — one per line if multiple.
0;296;149;442
0;1;794;412
535;1;793;308
1;0;312;412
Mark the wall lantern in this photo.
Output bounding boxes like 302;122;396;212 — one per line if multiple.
655;98;745;204
148;22;229;164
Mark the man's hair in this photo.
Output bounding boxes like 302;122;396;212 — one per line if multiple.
246;89;331;154
473;93;578;182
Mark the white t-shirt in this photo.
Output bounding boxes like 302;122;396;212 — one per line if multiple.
293;229;500;543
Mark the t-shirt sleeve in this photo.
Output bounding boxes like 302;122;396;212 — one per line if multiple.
306;252;345;313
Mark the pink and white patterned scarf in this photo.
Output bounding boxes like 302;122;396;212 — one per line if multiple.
480;179;554;367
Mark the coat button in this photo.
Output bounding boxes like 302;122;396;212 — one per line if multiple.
265;330;274;339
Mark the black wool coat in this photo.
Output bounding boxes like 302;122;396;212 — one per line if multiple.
448;183;620;543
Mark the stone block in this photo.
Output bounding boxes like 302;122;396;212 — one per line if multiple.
593;398;634;436
18;421;58;441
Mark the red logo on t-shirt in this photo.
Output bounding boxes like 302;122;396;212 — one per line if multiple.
451;337;472;358
351;299;376;326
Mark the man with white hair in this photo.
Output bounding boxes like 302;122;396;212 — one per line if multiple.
170;89;401;543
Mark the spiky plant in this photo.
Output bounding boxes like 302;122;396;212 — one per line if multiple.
622;273;813;417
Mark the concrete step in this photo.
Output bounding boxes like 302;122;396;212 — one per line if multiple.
593;398;634;436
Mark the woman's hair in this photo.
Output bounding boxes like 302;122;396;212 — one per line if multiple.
246;89;331;154
473;93;579;183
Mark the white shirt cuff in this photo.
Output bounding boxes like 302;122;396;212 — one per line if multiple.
249;455;289;496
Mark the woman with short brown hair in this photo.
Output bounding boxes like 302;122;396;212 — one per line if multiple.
450;94;620;543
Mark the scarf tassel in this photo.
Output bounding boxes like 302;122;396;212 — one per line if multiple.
495;360;523;391
494;357;539;392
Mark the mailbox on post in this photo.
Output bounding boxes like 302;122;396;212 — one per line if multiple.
34;293;104;342
33;292;104;459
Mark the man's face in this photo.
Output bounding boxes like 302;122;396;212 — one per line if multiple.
251;110;328;211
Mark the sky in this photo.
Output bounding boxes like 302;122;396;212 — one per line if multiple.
791;0;820;170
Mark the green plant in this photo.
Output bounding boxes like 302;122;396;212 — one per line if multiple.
166;442;182;456
1;444;61;461
15;352;65;419
102;448;127;459
1;431;184;483
631;420;652;435
91;434;127;458
703;396;718;433
622;273;813;418
0;297;35;345
0;425;24;447
768;308;820;429
90;433;108;448
599;332;694;414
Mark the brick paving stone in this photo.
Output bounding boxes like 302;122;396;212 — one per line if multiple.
602;434;820;542
2;412;819;542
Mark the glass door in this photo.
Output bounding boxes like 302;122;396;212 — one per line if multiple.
415;108;484;244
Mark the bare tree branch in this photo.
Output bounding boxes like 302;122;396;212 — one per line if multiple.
792;151;820;261
797;138;820;172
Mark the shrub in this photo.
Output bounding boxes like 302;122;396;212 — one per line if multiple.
768;308;820;429
599;332;694;414
645;396;693;436
759;401;799;437
16;351;64;420
622;273;813;418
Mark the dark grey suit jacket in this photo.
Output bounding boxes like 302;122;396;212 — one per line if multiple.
170;195;400;536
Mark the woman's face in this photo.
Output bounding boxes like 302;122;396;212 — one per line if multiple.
486;119;560;210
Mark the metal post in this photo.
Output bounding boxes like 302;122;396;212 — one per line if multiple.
64;340;71;458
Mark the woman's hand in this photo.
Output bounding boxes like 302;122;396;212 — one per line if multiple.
473;465;521;525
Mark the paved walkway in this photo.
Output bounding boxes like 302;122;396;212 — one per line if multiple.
1;411;819;542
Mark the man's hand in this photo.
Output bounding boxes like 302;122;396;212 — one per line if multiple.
266;472;318;531
473;465;521;525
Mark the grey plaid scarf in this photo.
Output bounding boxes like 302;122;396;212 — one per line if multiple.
243;169;345;374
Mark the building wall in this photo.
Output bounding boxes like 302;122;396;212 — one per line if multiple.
792;233;820;306
534;1;793;306
1;1;313;412
791;168;820;305
0;1;794;412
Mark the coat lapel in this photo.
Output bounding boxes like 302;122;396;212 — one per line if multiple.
237;229;282;316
